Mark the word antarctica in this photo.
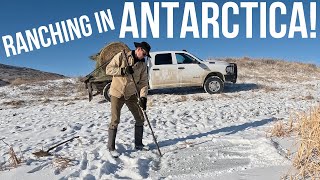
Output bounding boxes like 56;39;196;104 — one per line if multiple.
2;2;315;57
119;2;315;39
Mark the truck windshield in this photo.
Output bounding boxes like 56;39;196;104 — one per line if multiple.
184;53;203;63
191;54;204;61
176;53;198;64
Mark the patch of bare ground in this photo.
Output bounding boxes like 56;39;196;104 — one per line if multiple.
176;95;188;102
219;93;232;99
191;95;206;101
11;78;38;86
302;94;315;100
289;94;316;101
2;100;25;108
0;63;65;86
257;84;280;92
0;79;9;87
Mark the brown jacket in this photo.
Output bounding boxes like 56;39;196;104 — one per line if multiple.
105;50;148;99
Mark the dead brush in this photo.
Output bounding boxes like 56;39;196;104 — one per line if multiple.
192;95;205;101
53;156;74;171
76;82;87;97
219;93;231;99
303;94;314;100
61;81;74;88
263;86;278;93
8;147;21;168
2;100;25;108
176;95;187;102
42;98;52;103
10;78;29;86
289;105;320;179
223;57;320;82
269;118;295;138
147;99;154;108
261;59;277;65
257;84;278;92
1;139;22;169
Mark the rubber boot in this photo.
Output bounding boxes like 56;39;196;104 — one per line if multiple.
135;126;148;150
108;128;119;157
108;128;117;150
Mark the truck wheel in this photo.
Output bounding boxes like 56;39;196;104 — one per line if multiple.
204;76;224;94
103;83;111;102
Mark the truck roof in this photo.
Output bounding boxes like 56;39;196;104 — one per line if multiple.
149;50;189;55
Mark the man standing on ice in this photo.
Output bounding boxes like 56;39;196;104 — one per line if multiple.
105;41;151;157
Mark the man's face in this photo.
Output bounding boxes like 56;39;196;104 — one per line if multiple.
136;47;147;60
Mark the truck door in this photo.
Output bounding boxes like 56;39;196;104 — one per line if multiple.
149;53;179;89
175;53;206;87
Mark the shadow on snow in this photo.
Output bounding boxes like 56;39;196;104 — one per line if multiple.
148;83;259;95
152;117;275;150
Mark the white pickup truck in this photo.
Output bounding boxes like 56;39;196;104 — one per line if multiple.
101;50;237;101
148;50;237;93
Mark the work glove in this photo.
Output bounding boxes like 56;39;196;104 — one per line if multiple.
121;66;134;75
140;97;147;110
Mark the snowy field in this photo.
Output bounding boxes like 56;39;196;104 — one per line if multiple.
0;66;319;179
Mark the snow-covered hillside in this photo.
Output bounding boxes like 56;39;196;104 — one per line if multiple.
0;59;319;179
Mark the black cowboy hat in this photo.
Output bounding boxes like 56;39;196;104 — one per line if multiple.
134;41;151;58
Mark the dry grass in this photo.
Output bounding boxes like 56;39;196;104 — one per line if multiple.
192;95;205;101
19;78;87;99
303;95;315;100
75;77;87;97
218;57;320;82
291;105;320;179
219;93;232;99
176;96;188;102
1;140;22;170
258;84;279;92
42;98;52;104
8;147;21;168
28;89;69;98
72;96;88;101
269;118;295;138
224;57;319;74
147;99;154;108
2;100;25;108
53;156;74;171
10;76;65;86
10;78;31;86
271;105;320;179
